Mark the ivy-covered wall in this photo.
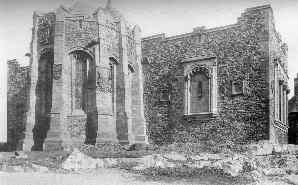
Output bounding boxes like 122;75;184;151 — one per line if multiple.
3;60;30;151
142;5;287;146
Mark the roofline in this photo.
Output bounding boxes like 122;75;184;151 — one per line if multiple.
142;4;272;42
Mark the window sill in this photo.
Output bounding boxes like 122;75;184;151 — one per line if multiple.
183;112;217;119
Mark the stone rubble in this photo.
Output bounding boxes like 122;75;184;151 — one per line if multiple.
0;144;297;184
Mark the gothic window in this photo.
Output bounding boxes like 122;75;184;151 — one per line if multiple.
183;58;217;116
188;71;210;113
160;89;170;102
128;64;134;90
197;81;203;98
71;52;89;111
108;63;113;81
107;62;114;93
185;65;213;115
278;80;286;122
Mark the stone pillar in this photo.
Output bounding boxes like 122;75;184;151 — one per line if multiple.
95;39;117;143
67;53;87;148
115;20;129;145
44;17;70;151
211;64;218;114
43;67;64;151
130;25;148;144
23;14;38;151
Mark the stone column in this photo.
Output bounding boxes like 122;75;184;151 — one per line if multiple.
43;64;64;151
115;20;129;144
23;14;38;151
130;25;148;144
211;64;217;114
44;18;70;151
95;39;117;143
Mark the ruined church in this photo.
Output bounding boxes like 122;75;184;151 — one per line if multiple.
5;2;290;151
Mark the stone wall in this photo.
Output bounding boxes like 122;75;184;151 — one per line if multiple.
268;6;289;144
142;5;286;145
288;74;298;144
3;60;30;151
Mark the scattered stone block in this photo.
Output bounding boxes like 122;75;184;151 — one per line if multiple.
163;152;187;161
221;159;244;177
62;148;98;170
285;174;298;185
32;164;49;173
248;142;273;156
262;167;287;176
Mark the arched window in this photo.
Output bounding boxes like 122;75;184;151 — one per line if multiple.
186;70;210;114
183;57;217;116
70;51;93;112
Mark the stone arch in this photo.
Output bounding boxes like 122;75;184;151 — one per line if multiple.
68;47;95;59
69;49;97;145
184;64;213;115
69;50;95;112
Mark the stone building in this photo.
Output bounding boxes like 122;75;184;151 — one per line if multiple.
6;3;290;151
18;1;147;151
4;60;30;151
142;5;289;145
288;74;298;144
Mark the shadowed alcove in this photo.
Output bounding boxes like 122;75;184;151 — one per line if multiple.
32;51;54;151
70;50;98;145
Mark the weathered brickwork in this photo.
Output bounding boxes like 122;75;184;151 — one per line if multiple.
142;5;288;145
4;60;30;151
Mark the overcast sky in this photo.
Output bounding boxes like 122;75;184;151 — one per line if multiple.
0;0;298;141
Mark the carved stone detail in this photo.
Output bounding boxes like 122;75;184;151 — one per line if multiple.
37;15;53;45
186;64;212;78
53;64;62;80
96;67;112;93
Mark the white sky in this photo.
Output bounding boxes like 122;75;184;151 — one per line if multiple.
0;0;297;142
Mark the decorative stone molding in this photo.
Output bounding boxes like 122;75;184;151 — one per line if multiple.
37;15;54;45
185;64;211;79
67;115;87;147
182;56;217;116
96;66;112;93
53;64;62;80
273;120;289;133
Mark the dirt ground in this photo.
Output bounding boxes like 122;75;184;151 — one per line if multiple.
0;168;251;185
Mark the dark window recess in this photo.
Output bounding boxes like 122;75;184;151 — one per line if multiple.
160;89;170;102
108;64;113;80
79;19;83;29
232;81;243;95
96;71;101;86
197;81;203;98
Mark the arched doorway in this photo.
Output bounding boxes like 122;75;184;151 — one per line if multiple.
32;51;53;151
69;50;97;145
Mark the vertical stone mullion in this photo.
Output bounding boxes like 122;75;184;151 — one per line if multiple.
23;14;38;151
212;65;217;114
115;19;129;144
